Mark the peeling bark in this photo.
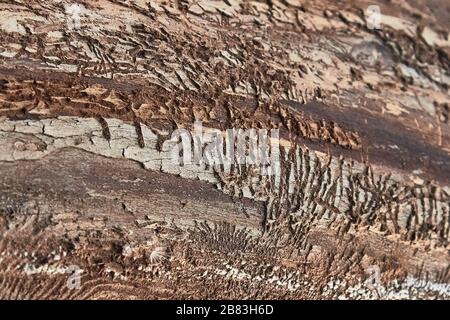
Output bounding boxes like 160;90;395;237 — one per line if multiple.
0;0;449;299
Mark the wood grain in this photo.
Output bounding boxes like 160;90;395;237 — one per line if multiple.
0;0;449;299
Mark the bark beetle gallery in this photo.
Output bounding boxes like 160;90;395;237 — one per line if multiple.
0;0;449;300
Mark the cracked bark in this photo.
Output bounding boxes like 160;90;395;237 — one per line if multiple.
0;0;449;299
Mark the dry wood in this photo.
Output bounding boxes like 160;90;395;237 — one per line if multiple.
0;0;449;299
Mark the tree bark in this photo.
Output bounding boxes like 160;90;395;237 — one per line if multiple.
0;0;449;299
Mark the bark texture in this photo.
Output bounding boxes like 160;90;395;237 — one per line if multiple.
0;0;449;299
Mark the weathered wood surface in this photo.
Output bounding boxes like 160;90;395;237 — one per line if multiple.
0;0;449;299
